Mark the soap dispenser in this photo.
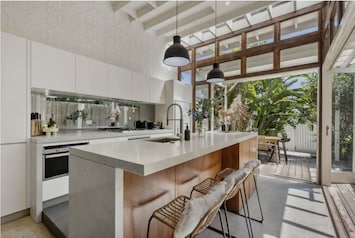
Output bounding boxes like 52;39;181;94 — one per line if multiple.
184;124;190;141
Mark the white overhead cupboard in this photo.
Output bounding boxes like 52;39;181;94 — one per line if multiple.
107;64;131;100
31;41;76;93
131;71;151;102
76;55;107;97
29;35;165;104
1;32;28;217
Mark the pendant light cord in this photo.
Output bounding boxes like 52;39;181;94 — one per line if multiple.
215;0;217;62
176;0;178;36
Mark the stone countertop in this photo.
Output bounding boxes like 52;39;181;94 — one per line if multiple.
30;129;173;144
70;131;258;176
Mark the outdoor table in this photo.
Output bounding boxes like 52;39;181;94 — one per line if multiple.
258;135;281;164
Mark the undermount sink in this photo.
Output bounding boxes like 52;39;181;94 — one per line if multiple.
147;137;181;143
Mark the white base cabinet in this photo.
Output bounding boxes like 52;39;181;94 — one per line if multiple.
43;176;68;202
1;143;27;216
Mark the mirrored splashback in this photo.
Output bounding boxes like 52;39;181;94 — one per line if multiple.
31;93;155;130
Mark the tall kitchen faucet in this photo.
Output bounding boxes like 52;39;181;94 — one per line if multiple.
166;103;183;140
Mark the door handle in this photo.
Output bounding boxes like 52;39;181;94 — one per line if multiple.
326;125;329;136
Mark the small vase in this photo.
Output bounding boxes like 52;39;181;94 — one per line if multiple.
196;120;206;137
197;128;205;137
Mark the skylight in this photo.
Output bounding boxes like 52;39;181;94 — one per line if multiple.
168;1;322;48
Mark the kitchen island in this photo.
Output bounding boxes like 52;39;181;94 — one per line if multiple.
69;131;257;238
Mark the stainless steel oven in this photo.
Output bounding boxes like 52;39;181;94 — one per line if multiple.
42;142;88;180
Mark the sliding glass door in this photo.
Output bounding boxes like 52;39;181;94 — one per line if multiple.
331;73;354;173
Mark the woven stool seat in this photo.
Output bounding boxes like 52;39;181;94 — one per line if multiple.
191;178;218;196
151;195;188;229
216;168;235;180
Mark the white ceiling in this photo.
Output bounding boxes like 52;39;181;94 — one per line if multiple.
111;1;322;47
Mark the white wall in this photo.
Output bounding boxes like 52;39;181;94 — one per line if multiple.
1;1;176;81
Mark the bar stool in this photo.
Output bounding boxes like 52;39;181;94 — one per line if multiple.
190;168;253;238
216;160;263;223
146;181;229;238
244;160;264;223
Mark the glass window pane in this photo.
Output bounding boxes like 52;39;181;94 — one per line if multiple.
280;42;318;68
181;70;192;85
281;12;318;40
220;60;241;77
195;84;209;102
247;25;274;49
196;43;215;61
247;53;273;73
219;36;241;55
195;65;211;82
332;73;355;172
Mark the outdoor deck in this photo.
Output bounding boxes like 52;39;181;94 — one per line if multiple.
259;151;317;183
323;183;355;238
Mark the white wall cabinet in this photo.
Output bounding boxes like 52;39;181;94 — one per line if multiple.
76;55;107;97
107;64;131;100
31;41;76;93
131;71;150;102
155;80;192;131
1;32;27;143
1;143;27;216
150;77;165;104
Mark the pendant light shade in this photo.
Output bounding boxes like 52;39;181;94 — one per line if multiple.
206;0;224;83
163;1;190;67
163;35;190;67
206;63;224;83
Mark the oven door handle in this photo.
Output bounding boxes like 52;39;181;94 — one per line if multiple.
44;152;69;159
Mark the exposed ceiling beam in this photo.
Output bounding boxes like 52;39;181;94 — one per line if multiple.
156;7;214;36
123;7;138;21
146;1;157;8
175;1;276;40
143;1;204;30
112;1;130;12
136;4;154;19
137;1;168;19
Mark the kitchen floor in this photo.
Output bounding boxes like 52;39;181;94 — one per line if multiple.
1;216;54;238
1;175;335;238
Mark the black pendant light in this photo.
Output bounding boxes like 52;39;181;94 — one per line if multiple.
163;1;190;67
206;0;224;83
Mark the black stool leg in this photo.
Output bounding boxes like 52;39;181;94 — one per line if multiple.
253;173;264;223
223;202;232;238
218;209;227;238
240;189;252;238
146;215;154;238
242;182;254;238
282;141;288;164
